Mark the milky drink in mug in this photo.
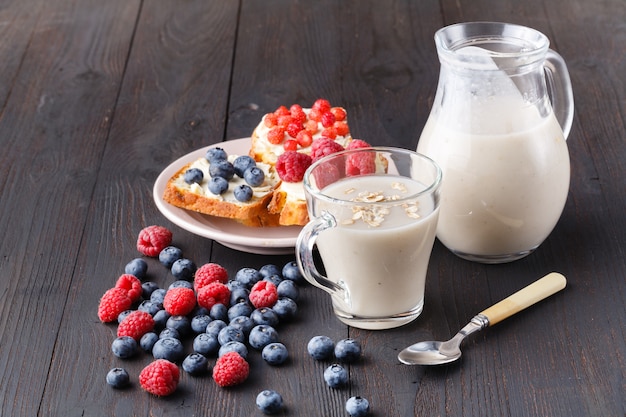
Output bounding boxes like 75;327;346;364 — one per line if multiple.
296;148;441;330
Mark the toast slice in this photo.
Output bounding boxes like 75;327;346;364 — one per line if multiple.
162;156;281;227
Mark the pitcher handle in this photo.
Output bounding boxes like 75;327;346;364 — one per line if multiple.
295;211;346;297
544;49;574;139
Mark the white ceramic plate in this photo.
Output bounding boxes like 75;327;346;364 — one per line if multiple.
153;138;301;255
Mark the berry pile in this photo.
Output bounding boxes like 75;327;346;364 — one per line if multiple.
200;151;266;202
100;225;303;398
263;99;349;151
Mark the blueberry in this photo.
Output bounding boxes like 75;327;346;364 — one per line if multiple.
205;147;227;164
263;274;283;288
230;287;250;306
307;335;335;361
277;280;299;301
273;297;298;321
345;396;370;417
208;176;229;195
232;155;256;177
218;341;249;359
244;166;265;187
227;279;246;291
152;337;185;362
140;332;159;353
262;342;288;366
334;338;362;363
190;314;212;334
193;333;220;356
152;309;171;330
159;328;180;340
209;303;229;322
235;267;262;288
171;258;196;281
166;315;191;337
111;336;138;359
209;159;235;180
233;184;253;202
251;307;279;327
138;300;162;316
125;258;147;279
183;167;204;185
259;264;282;279
150;288;167;304
227;301;253;321
117;309;133;324
106;368;130;389
168;280;193;290
229;315;255;336
159;246;183;268
256;389;284;415
217;325;246;345
249;325;279;350
182;353;209;376
141;281;160;299
282;261;304;284
324;363;348;388
205;319;227;337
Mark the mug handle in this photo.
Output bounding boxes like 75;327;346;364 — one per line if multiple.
545;49;575;140
295;211;346;296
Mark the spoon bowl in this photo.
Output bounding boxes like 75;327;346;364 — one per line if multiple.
398;272;567;366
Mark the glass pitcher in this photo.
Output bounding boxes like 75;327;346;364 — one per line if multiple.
417;22;574;263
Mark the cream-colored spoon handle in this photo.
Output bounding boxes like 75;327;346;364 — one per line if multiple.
480;272;567;326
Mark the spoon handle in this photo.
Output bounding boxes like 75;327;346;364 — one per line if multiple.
480;272;567;326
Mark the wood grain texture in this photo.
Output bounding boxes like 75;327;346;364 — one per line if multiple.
0;0;624;416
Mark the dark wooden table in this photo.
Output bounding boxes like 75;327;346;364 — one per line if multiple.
1;0;624;416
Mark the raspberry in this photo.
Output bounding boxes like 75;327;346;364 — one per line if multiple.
136;226;172;257
346;139;371;150
98;287;133;323
117;310;155;341
263;113;278;128
312;98;331;113
249;281;278;309
163;287;197;316
286;121;304;138
330;107;347;121
311;138;345;162
212;352;250;387
346;141;376;176
267;126;285;144
139;359;180;396
321;111;336;128
335;121;350;136
115;274;142;303
290;104;306;122
283;139;298;151
194;263;229;291
275;151;312;183
296;130;313;147
321;126;337;139
304;119;319;134
197;281;231;310
273;105;290;116
308;107;323;122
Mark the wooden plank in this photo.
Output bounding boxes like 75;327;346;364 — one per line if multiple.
39;1;241;416
0;0;140;416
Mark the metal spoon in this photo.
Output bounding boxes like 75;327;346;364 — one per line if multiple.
398;272;567;365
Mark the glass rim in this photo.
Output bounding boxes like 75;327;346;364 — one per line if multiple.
303;146;442;206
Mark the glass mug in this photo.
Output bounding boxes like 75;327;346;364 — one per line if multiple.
417;22;573;263
296;147;441;330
